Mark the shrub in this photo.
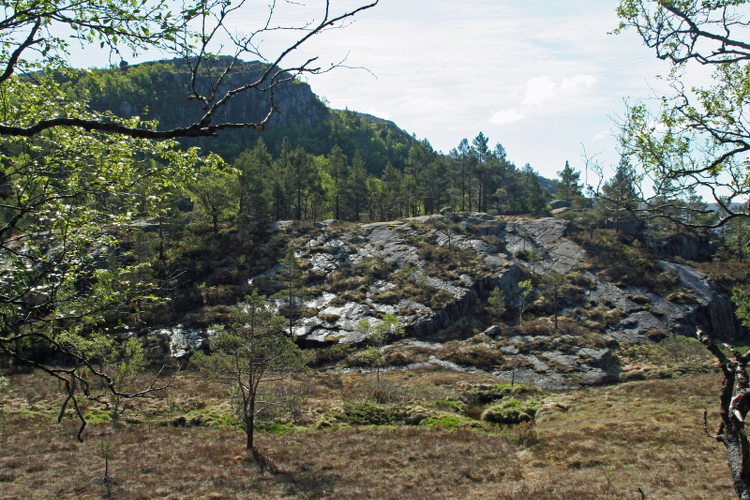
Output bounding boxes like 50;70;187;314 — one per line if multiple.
83;410;113;424
433;399;467;413
666;288;696;304
481;399;539;424
309;343;353;367
628;294;651;305
421;414;476;429
339;402;400;426
467;383;541;404
620;334;711;372
439;342;505;371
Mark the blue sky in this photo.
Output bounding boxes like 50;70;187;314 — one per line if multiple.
67;0;673;182
291;0;673;182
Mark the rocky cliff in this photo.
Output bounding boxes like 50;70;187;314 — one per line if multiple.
156;213;739;389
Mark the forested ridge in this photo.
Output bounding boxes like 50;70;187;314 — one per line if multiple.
64;58;560;223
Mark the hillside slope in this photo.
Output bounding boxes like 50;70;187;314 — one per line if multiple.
152;213;738;390
66;59;419;169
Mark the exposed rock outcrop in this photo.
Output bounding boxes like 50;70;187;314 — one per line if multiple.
167;213;740;389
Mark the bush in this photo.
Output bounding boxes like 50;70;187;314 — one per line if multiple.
83;410;113;424
339;402;400;426
433;399;467;413
666;288;696;304
620;334;711;372
466;383;541;404
309;343;353;367
421;414;476;429
481;399;539;424
439;342;505;371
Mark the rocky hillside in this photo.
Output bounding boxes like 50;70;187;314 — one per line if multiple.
155;213;738;390
66;58;419;166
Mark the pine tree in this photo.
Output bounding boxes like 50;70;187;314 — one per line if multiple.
599;158;640;231
556;161;581;204
235;139;273;237
192;290;306;451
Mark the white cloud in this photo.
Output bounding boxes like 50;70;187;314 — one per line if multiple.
491;74;598;128
522;76;558;108
490;108;525;126
561;75;597;92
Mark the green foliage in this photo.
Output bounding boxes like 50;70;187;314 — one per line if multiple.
188;163;238;234
486;286;507;319
192;289;307;448
433;399;466;413
732;287;750;329
0;73;205;415
556;161;582;204
616;0;750;226
358;313;406;347
83;410;113;424
481;399;539;424
339;401;400;426
598;158;639;224
518;279;534;324
421;414;476;429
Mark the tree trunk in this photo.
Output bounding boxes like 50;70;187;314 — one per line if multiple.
699;330;750;500
724;426;750;500
246;394;255;450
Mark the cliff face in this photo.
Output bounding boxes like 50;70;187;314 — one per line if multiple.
70;59;421;168
87;59;330;131
151;213;739;389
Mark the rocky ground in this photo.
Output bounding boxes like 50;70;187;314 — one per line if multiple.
153;213;738;390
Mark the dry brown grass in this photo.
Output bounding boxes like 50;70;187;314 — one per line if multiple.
0;369;737;499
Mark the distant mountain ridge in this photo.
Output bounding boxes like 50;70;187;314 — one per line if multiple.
65;58;419;173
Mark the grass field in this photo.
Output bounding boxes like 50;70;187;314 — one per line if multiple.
0;365;737;499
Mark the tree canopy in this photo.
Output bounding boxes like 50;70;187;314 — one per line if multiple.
0;0;380;139
616;0;750;227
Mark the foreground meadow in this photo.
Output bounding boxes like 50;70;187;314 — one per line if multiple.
0;366;734;499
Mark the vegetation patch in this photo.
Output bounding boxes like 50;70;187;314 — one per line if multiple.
466;383;542;404
420;413;477;429
481;399;539;424
338;401;401;426
618;334;713;380
83;409;113;424
437;341;506;371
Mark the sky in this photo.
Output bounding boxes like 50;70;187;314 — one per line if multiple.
68;0;675;182
252;0;673;182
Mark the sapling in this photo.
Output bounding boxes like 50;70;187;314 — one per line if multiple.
0;375;8;432
193;290;307;453
98;439;115;498
518;280;534;325
357;314;406;397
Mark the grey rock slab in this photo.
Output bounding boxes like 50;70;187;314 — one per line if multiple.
150;325;205;358
658;260;737;339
